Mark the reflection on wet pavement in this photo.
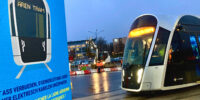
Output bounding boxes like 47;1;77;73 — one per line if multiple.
72;71;200;100
71;71;121;99
91;72;110;94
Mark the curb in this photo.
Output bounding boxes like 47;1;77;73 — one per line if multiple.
70;67;122;76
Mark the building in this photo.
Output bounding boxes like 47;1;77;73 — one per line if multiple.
68;39;96;60
113;37;127;54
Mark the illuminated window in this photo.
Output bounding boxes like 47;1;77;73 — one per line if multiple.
76;48;80;51
114;39;118;43
82;44;86;47
76;45;81;48
70;46;75;49
77;54;83;57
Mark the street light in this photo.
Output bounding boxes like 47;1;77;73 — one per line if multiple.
88;29;104;39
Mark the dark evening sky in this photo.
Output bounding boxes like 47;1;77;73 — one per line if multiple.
65;0;200;42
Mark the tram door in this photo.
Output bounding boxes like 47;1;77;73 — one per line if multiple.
165;31;197;86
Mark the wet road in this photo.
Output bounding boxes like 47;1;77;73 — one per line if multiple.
71;71;200;100
71;71;121;99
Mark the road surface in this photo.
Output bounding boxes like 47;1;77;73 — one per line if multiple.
71;71;200;100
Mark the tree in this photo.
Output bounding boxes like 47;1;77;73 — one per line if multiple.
85;41;95;59
108;42;113;54
96;37;108;52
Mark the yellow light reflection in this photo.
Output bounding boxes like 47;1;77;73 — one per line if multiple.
128;26;155;38
92;73;100;94
102;72;107;77
102;72;109;92
91;72;109;93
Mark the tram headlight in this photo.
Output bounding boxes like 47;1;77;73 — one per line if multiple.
137;68;143;83
122;70;125;77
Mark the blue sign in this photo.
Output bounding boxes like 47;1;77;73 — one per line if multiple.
0;0;71;99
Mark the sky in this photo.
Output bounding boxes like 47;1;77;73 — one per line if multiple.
65;0;200;43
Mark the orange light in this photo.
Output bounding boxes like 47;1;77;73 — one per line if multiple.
128;26;155;38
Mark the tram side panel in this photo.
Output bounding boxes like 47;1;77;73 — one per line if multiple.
142;27;170;90
164;15;200;87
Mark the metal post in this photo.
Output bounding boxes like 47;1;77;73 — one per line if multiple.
44;63;52;72
16;65;26;79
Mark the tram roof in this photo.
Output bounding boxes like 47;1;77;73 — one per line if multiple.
136;14;200;31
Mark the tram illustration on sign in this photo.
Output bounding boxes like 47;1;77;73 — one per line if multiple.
8;0;52;79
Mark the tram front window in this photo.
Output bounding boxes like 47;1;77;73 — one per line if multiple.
123;28;154;68
16;1;46;38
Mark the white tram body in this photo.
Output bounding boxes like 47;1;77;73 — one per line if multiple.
121;14;200;92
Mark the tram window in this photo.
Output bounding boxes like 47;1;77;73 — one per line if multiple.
168;32;195;64
16;3;46;38
149;27;170;66
190;36;200;59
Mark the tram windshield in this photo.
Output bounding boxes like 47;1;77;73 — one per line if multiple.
123;27;154;68
15;0;46;38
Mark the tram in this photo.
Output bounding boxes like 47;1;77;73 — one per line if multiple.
121;14;200;92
